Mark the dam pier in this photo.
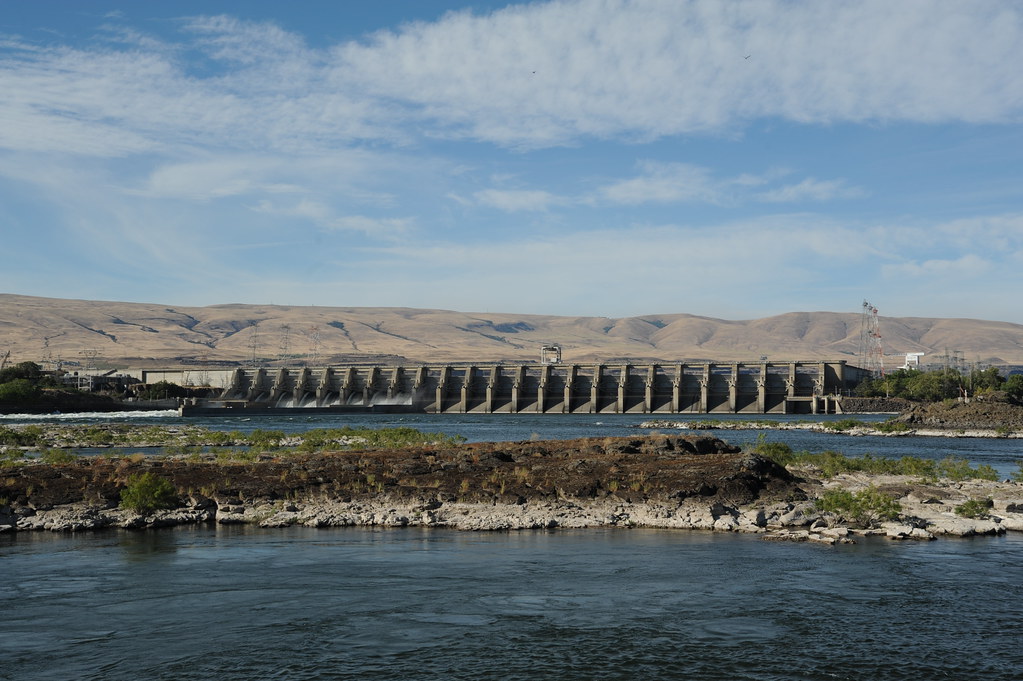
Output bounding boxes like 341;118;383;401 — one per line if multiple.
171;361;863;416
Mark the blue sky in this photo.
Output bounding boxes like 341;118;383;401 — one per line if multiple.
2;0;1022;322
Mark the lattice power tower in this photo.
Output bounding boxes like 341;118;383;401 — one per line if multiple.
859;301;884;377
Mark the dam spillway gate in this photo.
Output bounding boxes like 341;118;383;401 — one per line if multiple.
208;361;856;415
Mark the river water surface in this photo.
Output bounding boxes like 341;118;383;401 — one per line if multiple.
2;412;1023;680
4;410;1022;477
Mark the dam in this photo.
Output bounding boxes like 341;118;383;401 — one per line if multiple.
172;361;863;415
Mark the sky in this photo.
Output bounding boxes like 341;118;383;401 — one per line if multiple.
2;0;1022;323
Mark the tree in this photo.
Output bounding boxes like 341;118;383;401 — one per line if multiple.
1005;374;1023;403
119;473;179;515
970;366;1005;393
137;380;187;400
0;378;42;402
0;361;42;384
904;371;952;402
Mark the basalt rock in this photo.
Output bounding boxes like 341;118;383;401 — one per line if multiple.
895;398;1023;431
0;434;799;532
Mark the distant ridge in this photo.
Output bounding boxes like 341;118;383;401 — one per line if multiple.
2;294;1023;368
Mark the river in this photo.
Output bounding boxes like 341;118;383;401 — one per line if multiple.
2;412;1023;680
3;410;1021;478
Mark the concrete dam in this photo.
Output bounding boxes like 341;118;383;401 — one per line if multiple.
183;361;863;415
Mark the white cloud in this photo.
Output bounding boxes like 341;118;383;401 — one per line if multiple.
253;199;412;237
756;178;866;203
182;15;310;66
599;162;723;204
882;253;992;278
339;0;1023;147
597;162;856;206
2;1;1022;157
327;215;413;236
472;188;563;212
285;211;1023;320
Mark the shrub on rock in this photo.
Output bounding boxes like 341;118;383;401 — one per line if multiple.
120;472;178;515
815;486;901;527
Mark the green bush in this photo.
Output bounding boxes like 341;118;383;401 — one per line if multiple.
0;379;42;402
815;486;902;526
40;449;78;464
292;426;465;452
760;441;999;482
119;472;179;515
247;429;287;450
751;435;795;465
875;420;911;434
216;449;259;462
935;457;998;482
954;497;993;519
822;418;863;432
136;380;187;400
0;425;41;446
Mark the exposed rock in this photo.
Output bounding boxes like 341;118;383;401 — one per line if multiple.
895;399;1023;432
3;433;1022;542
882;523;935;541
838;397;914;413
925;515;1004;537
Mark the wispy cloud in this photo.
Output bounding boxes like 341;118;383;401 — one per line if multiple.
253;199;413;237
471;188;564;212
882;253;992;278
598;162;724;205
323;212;1023;319
2;1;1021;157
338;0;1023;147
756;178;866;203
596;162;859;206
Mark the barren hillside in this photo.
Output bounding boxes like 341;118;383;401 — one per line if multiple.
2;294;1022;368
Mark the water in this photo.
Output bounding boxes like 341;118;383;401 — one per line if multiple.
3;526;1022;681
4;410;1022;477
3;413;1023;679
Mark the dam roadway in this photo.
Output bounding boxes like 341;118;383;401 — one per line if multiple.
167;361;865;415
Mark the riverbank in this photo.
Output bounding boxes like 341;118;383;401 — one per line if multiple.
639;419;1023;438
3;433;1021;543
642;398;1023;438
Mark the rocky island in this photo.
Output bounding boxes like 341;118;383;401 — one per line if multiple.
642;395;1023;438
3;428;1021;544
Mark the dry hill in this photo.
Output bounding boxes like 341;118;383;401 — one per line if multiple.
2;294;1023;369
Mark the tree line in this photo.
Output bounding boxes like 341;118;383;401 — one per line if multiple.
855;366;1023;403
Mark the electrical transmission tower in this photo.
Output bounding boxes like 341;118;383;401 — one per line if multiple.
248;323;262;367
306;325;322;367
278;324;292;365
859;301;884;377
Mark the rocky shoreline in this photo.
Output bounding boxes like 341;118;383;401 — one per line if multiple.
639;419;1022;439
641;397;1023;438
3;433;1021;544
